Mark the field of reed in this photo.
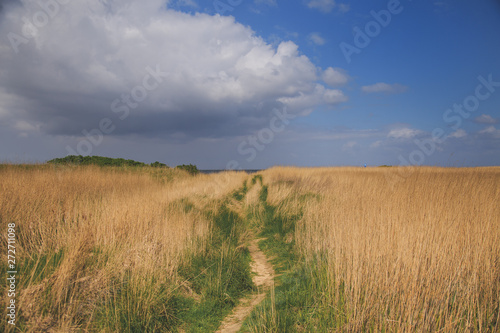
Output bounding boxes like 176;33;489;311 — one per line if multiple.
2;164;498;332
253;166;499;331
0;164;248;331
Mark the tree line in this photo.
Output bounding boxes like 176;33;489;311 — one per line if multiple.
47;155;199;174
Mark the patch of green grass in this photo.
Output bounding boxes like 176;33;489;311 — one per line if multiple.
175;296;226;332
175;182;254;332
258;184;268;203
171;198;195;213
93;273;180;332
254;185;299;273
177;245;253;332
243;261;342;332
232;180;248;201
298;192;322;202
251;174;263;185
242;181;347;332
18;248;65;287
149;167;177;183
210;204;242;242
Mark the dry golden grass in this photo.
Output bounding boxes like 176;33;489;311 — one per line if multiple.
2;164;499;331
261;166;500;331
0;164;247;331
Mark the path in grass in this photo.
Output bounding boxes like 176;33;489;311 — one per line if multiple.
216;236;275;333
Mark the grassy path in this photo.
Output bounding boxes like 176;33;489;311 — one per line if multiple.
180;173;301;332
216;175;276;332
216;236;275;333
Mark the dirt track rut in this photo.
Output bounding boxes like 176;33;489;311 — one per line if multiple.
216;237;274;333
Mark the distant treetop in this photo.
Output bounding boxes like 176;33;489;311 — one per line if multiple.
47;156;199;175
47;155;168;168
176;164;199;175
150;161;168;168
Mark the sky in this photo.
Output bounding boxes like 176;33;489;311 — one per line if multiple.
0;0;499;169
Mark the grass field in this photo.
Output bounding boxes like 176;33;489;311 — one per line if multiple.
246;167;500;332
0;164;251;332
1;165;499;331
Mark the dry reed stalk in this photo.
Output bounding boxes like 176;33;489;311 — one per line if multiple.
0;165;247;331
262;166;500;331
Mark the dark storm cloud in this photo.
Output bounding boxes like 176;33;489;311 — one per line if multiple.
0;0;347;143
0;0;19;12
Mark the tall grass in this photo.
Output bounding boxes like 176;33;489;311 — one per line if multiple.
3;164;499;331
257;166;500;331
0;164;247;331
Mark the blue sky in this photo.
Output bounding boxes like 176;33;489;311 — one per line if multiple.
0;0;499;168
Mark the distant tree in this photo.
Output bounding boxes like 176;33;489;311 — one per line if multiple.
150;161;168;168
176;164;199;175
47;155;148;167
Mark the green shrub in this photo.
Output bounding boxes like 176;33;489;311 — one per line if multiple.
150;161;168;168
47;155;148;167
176;164;200;175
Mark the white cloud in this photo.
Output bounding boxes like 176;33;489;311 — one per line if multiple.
306;0;336;13
309;32;326;45
448;129;467;138
387;128;422;139
0;0;347;139
322;67;349;86
307;128;382;141
342;141;357;151
323;88;347;104
370;140;382;148
338;3;350;13
175;0;198;8
479;126;500;139
474;114;498;124
14;120;39;132
361;82;408;94
0;90;24;119
306;0;349;13
254;0;277;6
278;84;348;115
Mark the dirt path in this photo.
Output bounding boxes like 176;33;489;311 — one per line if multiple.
216;237;275;333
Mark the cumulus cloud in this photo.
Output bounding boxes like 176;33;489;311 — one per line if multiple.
479;126;500;139
322;67;349;86
172;0;198;8
306;0;335;12
309;32;326;45
0;0;347;141
448;129;467;138
278;84;347;115
342;140;357;151
306;0;349;13
254;0;277;6
387;127;422;139
361;82;408;94
13;120;39;133
305;128;381;141
474;114;498;124
337;3;350;13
